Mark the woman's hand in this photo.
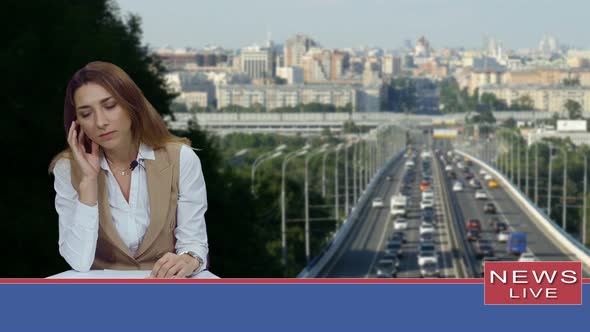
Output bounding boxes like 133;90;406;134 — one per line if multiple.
68;120;100;180
150;253;199;278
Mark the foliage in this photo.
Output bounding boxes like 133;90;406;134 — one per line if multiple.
564;99;583;119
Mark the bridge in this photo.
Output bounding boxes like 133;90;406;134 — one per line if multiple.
296;132;590;278
166;111;579;135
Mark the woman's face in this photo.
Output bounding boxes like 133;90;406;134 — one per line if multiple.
74;82;133;150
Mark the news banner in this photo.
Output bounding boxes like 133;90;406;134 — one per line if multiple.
0;261;588;331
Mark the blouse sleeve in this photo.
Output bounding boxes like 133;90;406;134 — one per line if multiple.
175;145;209;272
53;158;100;272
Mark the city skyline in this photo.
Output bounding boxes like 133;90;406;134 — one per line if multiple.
116;0;589;50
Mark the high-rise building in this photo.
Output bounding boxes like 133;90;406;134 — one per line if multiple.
240;45;275;80
284;34;319;67
276;66;304;84
382;55;402;77
415;36;431;57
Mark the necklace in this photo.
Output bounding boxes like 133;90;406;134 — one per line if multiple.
106;159;132;176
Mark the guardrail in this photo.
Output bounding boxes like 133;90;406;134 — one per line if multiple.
297;150;406;278
455;149;590;272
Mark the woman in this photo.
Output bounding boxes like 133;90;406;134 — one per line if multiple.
49;61;209;278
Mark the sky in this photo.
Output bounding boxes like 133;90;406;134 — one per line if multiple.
115;0;589;50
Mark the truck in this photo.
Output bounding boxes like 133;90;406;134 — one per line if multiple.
507;233;527;256
390;195;407;217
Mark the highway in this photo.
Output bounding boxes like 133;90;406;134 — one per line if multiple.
315;140;590;278
320;146;457;278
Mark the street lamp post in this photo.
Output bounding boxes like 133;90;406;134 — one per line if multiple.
304;147;327;264
517;136;521;189
344;143;350;215
353;141;358;205
584;154;587;245
547;143;553;217
280;148;307;276
321;150;329;198
525;142;529;196
535;142;539;205
251;145;287;195
334;144;343;225
561;147;568;231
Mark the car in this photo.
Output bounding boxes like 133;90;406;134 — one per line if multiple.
419;242;436;253
417;250;438;266
420;261;440;278
466;229;481;241
390;231;407;244
475;190;488;200
457;162;465;170
488;216;501;227
479;169;488;175
488;180;499;188
375;258;399;278
484;174;493;181
381;253;401;268
475;239;495;259
452;181;464;192
466;219;482;231
372;197;384;208
386;174;393;181
469;179;482;189
420;198;434;210
518;252;538;262
385;240;403;257
422;189;434;200
420;232;435;243
422;208;435;223
508;233;527;256
445;165;453;172
464;171;474;180
420;181;431;192
493;220;508;233
393;218;408;230
480;256;501;276
484;202;497;214
419;222;435;235
449;171;457;180
497;230;510;242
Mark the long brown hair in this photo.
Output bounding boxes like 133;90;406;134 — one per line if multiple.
49;61;190;173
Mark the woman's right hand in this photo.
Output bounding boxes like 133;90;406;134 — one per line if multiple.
68;120;100;180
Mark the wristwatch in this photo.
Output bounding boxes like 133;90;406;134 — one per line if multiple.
178;250;204;272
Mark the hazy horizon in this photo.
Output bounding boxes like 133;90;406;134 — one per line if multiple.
115;0;589;50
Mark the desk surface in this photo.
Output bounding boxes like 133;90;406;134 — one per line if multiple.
48;269;219;279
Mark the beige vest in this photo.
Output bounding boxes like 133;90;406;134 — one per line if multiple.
70;142;182;270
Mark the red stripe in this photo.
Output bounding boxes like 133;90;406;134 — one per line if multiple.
0;278;588;284
0;278;483;284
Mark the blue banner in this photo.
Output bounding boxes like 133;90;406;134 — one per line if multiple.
0;283;587;331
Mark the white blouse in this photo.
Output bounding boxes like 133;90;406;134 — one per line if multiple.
53;143;209;272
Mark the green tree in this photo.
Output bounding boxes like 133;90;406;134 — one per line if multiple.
511;95;534;110
565;99;583;119
502;117;517;128
1;0;179;276
171;102;189;113
563;78;580;86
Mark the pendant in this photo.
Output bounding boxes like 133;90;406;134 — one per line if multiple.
121;171;126;176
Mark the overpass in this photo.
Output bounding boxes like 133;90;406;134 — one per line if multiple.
166;111;581;135
298;136;590;278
